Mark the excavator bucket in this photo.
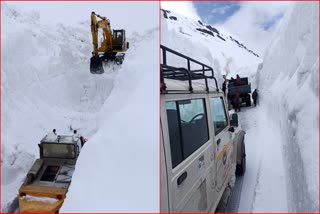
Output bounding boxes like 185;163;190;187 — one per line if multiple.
90;55;104;74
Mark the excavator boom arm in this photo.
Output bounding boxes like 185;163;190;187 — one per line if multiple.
91;12;99;56
91;12;113;56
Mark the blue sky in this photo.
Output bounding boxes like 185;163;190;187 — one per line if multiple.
194;2;284;31
194;2;241;24
260;13;284;31
161;1;292;55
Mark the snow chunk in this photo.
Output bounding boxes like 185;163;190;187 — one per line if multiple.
22;195;58;204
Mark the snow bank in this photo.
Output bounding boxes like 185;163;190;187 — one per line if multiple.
258;2;318;211
2;2;158;212
22;195;58;204
61;28;159;212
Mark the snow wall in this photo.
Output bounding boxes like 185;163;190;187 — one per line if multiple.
258;2;319;211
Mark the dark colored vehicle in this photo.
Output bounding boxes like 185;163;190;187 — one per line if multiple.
227;77;251;107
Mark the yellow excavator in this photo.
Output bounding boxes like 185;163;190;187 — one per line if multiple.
90;12;129;74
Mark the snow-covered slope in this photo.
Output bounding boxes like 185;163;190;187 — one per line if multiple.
256;2;318;211
161;9;262;87
2;3;158;212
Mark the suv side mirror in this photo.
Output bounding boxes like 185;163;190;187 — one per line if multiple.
228;127;235;132
230;113;238;127
38;144;43;158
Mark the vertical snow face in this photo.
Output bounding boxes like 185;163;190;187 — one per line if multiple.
2;2;159;212
61;29;159;212
258;2;318;211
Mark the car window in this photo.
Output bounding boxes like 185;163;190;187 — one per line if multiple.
166;98;209;168
210;97;228;135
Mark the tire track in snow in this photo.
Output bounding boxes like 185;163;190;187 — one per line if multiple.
234;106;288;212
250;106;288;212
225;106;258;212
225;175;244;212
250;158;263;211
236;106;262;212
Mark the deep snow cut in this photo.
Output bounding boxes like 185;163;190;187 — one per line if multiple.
257;2;319;211
2;2;159;212
161;2;318;212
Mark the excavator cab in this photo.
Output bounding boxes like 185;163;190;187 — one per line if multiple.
90;12;129;74
112;30;126;51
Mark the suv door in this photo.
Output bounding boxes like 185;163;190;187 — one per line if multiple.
161;125;169;212
209;96;233;191
162;95;215;212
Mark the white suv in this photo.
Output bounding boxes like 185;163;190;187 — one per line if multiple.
160;45;246;212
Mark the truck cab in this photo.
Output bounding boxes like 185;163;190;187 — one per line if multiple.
112;29;128;51
227;77;252;107
160;45;246;212
18;133;84;212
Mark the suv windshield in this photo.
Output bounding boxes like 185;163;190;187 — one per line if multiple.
41;143;76;159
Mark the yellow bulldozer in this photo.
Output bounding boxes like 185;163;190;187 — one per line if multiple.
18;130;86;212
90;12;129;74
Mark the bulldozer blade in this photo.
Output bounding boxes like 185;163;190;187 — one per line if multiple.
90;56;104;74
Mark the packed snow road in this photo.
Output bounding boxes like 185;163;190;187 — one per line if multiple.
227;103;317;212
226;105;288;211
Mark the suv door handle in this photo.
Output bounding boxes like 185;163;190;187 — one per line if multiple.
217;138;221;145
177;171;187;186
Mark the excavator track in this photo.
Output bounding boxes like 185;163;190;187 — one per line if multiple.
115;53;125;65
90;53;125;74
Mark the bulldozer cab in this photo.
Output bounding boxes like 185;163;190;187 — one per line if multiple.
113;30;126;51
39;134;81;160
39;143;77;160
18;133;84;212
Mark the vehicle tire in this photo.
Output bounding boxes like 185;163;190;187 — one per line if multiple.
236;140;246;175
246;96;251;107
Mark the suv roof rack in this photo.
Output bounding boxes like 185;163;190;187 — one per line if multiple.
160;45;219;93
